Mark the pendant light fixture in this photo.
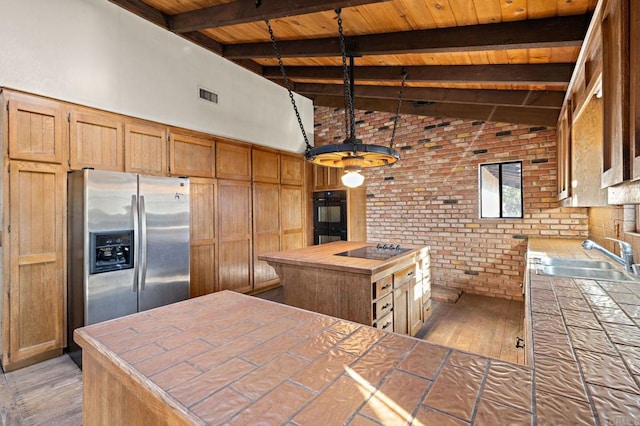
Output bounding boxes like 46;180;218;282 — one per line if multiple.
266;9;407;188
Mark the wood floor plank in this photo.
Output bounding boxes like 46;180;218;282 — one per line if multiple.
417;293;526;364
4;355;82;425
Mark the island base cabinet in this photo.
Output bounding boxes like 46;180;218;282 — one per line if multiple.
82;348;193;425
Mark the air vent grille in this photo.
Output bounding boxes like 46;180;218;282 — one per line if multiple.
199;88;218;104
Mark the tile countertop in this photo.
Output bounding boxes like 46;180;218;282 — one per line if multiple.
527;238;640;424
74;237;640;425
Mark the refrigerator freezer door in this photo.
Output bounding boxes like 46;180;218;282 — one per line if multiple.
83;170;139;325
137;175;190;311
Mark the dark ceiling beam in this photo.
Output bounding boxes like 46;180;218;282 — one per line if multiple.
294;83;565;108
224;15;591;59
168;0;392;33
265;64;574;86
312;95;559;126
108;0;169;28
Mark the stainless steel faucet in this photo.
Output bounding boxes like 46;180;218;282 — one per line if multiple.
582;238;635;273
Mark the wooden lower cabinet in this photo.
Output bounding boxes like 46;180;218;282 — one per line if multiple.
3;161;66;371
189;178;217;297
280;185;305;250
218;180;253;293
393;264;424;336
253;182;281;290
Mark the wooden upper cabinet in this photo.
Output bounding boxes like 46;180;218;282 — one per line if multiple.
190;177;217;298
281;154;305;186
313;165;341;190
169;131;215;178
124;122;167;176
69;109;124;171
631;0;640;179
216;141;251;181
601;0;630;187
6;92;64;164
252;148;280;183
557;107;572;201
5;161;66;371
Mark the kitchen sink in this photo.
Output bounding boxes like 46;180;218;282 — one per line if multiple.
536;265;636;281
536;257;616;270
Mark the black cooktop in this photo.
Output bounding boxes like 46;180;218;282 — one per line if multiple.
335;245;411;261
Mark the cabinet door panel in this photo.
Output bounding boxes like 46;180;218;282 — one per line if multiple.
313;165;341;190
170;132;214;178
218;180;252;293
7;93;63;164
190;178;217;297
216;142;251;181
409;280;423;336
281;185;305;250
6;161;65;368
281;154;304;185
69;110;124;171
393;284;409;335
252;149;280;183
601;0;630;187
253;183;280;289
124;123;167;176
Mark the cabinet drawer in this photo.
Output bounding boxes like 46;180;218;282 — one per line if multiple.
374;292;393;320
373;275;393;299
374;312;394;331
423;289;431;305
394;264;417;288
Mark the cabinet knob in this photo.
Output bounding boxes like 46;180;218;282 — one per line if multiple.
515;337;525;349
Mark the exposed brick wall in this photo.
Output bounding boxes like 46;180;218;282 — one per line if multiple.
314;106;590;300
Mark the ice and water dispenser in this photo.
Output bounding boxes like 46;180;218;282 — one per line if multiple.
89;230;134;274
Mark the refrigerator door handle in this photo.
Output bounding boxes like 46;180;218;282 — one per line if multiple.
139;195;148;291
132;194;139;293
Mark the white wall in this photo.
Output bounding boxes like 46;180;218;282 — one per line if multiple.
0;0;313;153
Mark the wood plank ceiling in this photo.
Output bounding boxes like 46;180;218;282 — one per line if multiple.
108;0;598;126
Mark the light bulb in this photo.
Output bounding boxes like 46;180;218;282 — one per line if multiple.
341;170;365;188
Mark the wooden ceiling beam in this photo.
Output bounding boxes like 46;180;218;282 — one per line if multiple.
312;95;559;126
168;0;392;33
108;0;169;27
295;83;565;108
264;64;573;86
224;15;591;59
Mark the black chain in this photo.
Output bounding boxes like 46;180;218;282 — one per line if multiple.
389;69;407;148
336;9;356;144
265;19;312;153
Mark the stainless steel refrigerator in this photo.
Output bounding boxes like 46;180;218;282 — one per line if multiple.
67;170;190;366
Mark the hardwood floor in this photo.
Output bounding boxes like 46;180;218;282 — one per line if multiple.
0;355;82;425
0;290;524;424
416;293;526;364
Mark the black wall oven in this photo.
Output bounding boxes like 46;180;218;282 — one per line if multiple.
313;190;347;244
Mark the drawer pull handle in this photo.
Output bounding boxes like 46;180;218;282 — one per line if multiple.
515;337;525;349
381;303;391;310
381;284;391;290
382;322;391;329
408;271;414;276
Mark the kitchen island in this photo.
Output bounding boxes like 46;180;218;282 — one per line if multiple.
259;241;430;336
75;290;539;425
